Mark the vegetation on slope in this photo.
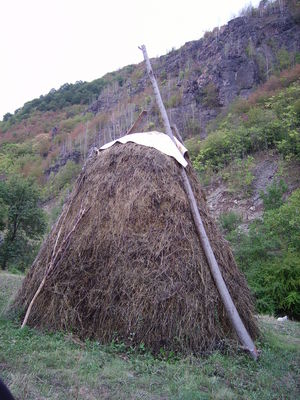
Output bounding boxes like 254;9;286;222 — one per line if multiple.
2;78;108;125
189;65;300;174
187;65;300;320
220;183;300;319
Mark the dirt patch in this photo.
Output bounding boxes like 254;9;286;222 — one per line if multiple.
205;152;300;225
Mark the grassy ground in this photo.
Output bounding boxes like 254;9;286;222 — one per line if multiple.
0;272;299;400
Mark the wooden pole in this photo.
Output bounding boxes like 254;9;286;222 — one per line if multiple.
139;44;258;360
126;110;147;135
171;124;184;145
21;206;90;328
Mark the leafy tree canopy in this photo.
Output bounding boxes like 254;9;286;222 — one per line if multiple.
0;175;47;270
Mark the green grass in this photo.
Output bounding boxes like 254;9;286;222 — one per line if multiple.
0;272;299;399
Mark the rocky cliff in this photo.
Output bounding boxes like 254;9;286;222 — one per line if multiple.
88;1;300;141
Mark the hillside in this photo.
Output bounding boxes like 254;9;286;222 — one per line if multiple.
0;0;300;186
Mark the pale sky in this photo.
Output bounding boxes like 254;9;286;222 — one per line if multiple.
0;0;261;120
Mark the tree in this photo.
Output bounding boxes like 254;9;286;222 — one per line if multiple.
0;175;47;270
3;112;13;122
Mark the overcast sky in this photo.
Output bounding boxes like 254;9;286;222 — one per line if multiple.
0;0;261;120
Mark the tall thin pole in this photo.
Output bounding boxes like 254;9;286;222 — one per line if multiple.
139;44;258;360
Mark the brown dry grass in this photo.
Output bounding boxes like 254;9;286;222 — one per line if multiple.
14;143;258;353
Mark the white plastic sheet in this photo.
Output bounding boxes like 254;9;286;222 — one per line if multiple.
100;131;188;167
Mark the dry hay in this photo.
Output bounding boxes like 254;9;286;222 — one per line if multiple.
14;143;258;353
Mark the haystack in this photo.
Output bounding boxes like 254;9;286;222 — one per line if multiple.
14;137;258;353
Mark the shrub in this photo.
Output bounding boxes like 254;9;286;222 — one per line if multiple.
276;47;292;72
219;211;242;235
222;156;255;196
201;83;219;108
260;179;288;211
247;251;300;318
184;136;201;159
193;82;300;173
0;175;47;270
52;160;81;194
166;93;182;108
229;187;300;319
185;120;202;138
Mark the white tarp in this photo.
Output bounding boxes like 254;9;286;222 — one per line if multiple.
100;131;188;167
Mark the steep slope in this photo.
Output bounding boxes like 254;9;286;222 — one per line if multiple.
89;1;300;139
0;0;299;189
187;64;300;223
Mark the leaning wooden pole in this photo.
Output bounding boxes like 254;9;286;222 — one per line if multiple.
139;44;258;360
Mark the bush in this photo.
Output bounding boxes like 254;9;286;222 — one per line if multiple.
0;175;47;270
229;187;300;319
51;160;81;194
193;82;300;173
260;179;288;211
185;120;202;138
184;136;201;159
201;83;219;108
245;251;300;318
166;93;182;108
219;211;242;235
222;156;255;196
276;48;292;72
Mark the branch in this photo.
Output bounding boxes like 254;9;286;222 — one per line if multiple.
21;206;90;329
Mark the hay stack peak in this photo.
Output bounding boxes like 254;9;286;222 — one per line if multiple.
15;138;258;353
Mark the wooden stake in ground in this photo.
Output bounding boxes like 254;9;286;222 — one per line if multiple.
139;44;259;360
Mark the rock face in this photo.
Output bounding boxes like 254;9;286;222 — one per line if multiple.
88;2;300;141
45;150;81;176
205;151;300;226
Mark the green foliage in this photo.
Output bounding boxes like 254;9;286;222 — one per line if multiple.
276;47;292;72
160;71;167;81
3;112;13;122
245;39;255;59
219;211;242;235
222;156;255;196
0;175;47;270
193;82;300;173
228;187;300;319
179;70;185;81
60;113;92;133
2;78;108;124
263;188;300;252
184;136;201;159
0;141;42;180
46;161;81;198
200;83;219;108
185;119;202;138
193;125;250;172
260;179;288;211
166;93;182;108
251;251;300;317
